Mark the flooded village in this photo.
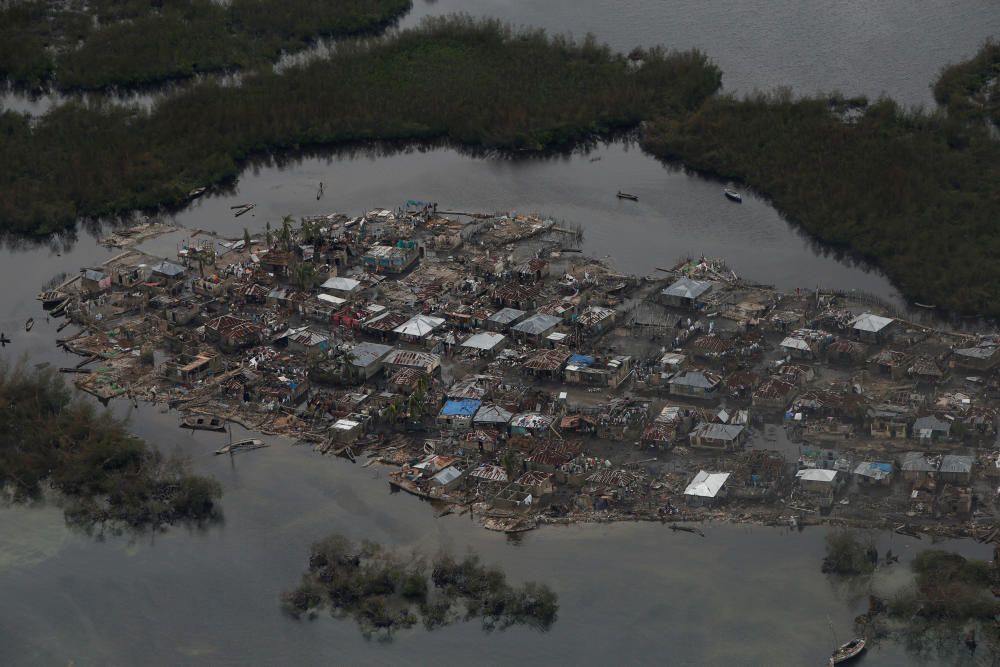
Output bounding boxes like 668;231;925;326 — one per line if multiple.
35;202;1000;542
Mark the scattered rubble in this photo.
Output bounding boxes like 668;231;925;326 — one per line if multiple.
38;205;1000;538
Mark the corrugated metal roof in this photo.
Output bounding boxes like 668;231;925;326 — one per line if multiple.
662;277;713;300
461;332;506;350
512;313;562;335
850;313;894;332
684;471;730;497
796;469;837;483
320;276;361;292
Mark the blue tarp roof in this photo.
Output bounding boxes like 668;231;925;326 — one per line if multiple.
440;399;482;417
568;354;595;366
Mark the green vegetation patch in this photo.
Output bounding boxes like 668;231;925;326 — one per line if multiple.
0;363;222;532
0;0;413;91
282;533;558;638
889;550;1000;620
934;39;1000;130
0;17;721;236
642;81;1000;315
822;529;878;575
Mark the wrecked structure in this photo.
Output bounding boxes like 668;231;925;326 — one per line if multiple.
41;205;1000;538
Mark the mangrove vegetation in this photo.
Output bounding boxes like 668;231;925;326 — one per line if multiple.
0;363;222;532
933;38;1000;130
642;51;1000;315
0;17;721;235
282;533;559;638
0;0;412;91
2;15;999;315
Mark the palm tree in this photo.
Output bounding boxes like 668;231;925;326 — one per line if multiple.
292;262;316;290
280;215;293;249
407;393;422;419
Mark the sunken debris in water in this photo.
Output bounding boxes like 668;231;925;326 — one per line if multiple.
281;533;558;637
36;202;1000;540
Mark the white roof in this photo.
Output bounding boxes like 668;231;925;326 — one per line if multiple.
333;419;360;430
393;314;445;338
317;293;347;306
796;469;838;483
320;277;361;292
851;313;894;332
780;336;812;351
461;332;506;350
684;471;731;498
660;352;686;366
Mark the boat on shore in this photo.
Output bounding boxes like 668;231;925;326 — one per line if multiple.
215;438;267;455
181;414;227;432
482;516;538;533
829;638;865;665
724;188;742;203
616;191;638;201
38;290;69;309
187;186;207;200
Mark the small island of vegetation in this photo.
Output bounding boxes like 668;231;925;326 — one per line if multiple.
282;533;558;638
823;530;1000;657
0;363;222;533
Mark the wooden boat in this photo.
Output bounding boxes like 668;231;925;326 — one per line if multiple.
724;188;743;203
215;438;267;455
187;186;207;200
616;191;639;201
233;203;255;217
38;290;69;308
483;516;538;533
829;638;865;665
181;414;227;432
24;318;33;331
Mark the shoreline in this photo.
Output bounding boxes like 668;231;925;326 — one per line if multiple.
37;201;1000;549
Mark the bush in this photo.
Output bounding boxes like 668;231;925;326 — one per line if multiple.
283;535;559;638
822;530;876;575
0;362;222;530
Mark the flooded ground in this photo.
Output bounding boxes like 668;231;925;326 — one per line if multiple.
166;141;905;300
1;404;991;666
